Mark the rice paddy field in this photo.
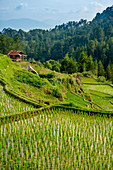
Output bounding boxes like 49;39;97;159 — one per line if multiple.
0;108;113;169
83;84;113;111
0;85;35;116
0;62;113;170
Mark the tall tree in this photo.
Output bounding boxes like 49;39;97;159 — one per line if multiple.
61;53;70;73
98;60;105;76
87;40;95;57
78;51;88;72
106;64;111;80
14;36;22;51
94;60;98;76
0;35;7;54
87;55;94;71
92;26;104;42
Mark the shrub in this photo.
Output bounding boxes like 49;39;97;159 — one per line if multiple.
97;76;106;82
14;70;48;88
52;88;62;99
44;86;53;95
39;72;56;79
44;60;61;72
44;61;52;70
83;71;95;78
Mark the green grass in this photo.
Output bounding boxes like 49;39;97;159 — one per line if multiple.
1;54;113;112
83;84;113;96
0;55;64;104
65;92;92;108
81;77;97;83
83;84;113;111
90;93;113;111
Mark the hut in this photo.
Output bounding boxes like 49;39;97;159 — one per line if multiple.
8;50;26;62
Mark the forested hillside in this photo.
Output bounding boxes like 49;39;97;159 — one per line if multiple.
0;6;113;77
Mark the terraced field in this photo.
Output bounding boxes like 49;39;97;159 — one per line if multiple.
0;85;35;116
0;108;112;169
83;84;113;111
0;54;113;169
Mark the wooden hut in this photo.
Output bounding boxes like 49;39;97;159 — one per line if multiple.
8;50;26;62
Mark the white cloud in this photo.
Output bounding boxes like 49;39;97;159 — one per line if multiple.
82;6;89;12
15;3;28;11
90;2;105;12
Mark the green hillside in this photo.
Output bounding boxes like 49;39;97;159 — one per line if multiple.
0;54;63;105
0;54;113;170
0;54;86;110
0;53;113;115
1;6;113;86
0;5;113;170
1;6;113;68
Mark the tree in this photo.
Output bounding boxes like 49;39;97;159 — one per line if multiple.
111;64;113;83
14;36;22;51
106;64;111;80
78;51;88;72
107;37;113;64
61;54;77;74
0;35;15;54
92;26;104;42
104;25;113;37
44;61;52;70
87;55;94;71
94;60;98;76
0;35;7;54
61;53;70;73
44;60;61;72
67;57;77;74
50;42;63;61
87;40;95;57
52;62;61;72
98;60;105;77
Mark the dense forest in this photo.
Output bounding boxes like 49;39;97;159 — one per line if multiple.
0;6;113;80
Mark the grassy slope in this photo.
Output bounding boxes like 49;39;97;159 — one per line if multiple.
81;77;97;83
82;78;113;111
0;54;113;112
0;55;63;105
0;54;77;107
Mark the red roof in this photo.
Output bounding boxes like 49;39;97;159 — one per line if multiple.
8;50;25;56
77;73;80;77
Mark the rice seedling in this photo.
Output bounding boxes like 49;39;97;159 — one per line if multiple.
0;108;112;169
0;85;35;116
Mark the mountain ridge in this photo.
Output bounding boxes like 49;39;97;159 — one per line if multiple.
0;5;113;69
0;18;51;31
0;5;113;31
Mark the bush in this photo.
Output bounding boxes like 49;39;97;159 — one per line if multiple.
44;86;53;95
44;60;61;72
82;71;95;78
14;70;48;88
44;61;52;70
39;72;56;79
52;88;62;98
97;76;106;82
30;58;36;64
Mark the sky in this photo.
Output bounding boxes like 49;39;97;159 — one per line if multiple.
0;0;112;28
